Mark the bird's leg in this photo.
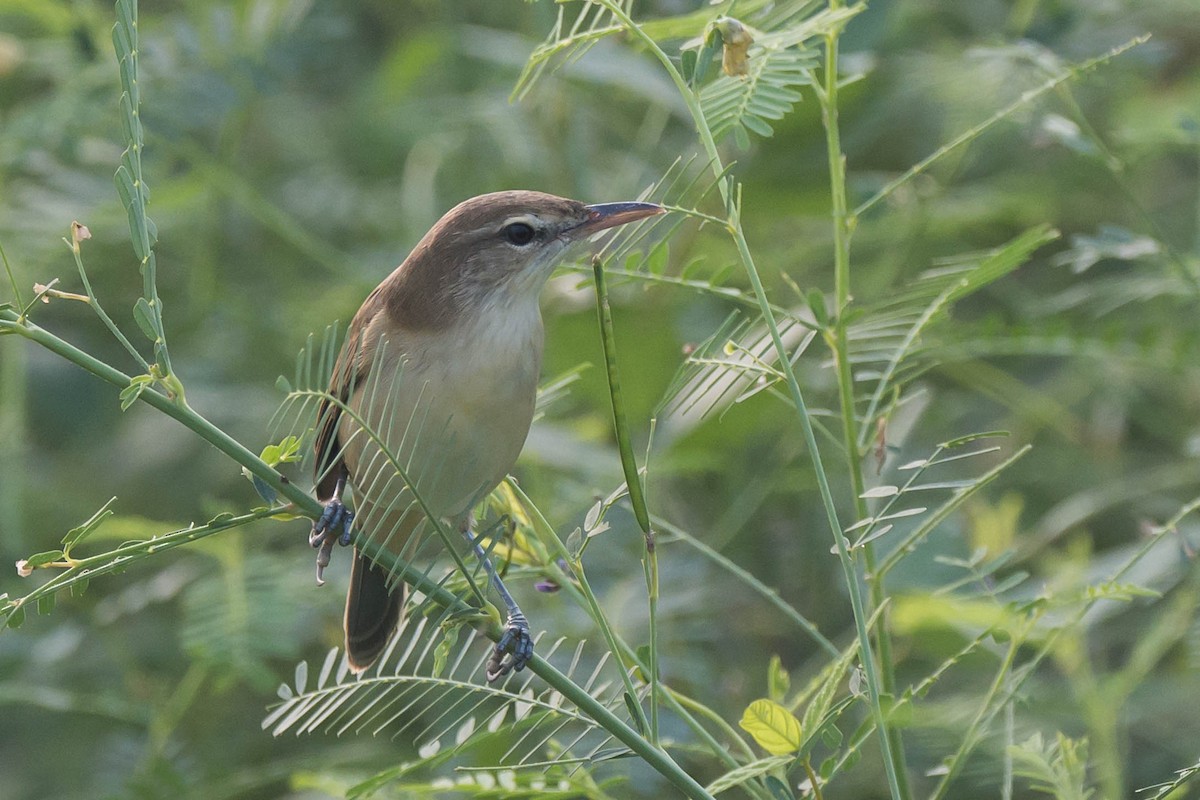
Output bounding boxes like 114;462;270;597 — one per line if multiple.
310;467;354;585
462;518;534;681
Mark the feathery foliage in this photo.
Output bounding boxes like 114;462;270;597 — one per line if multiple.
2;0;1198;798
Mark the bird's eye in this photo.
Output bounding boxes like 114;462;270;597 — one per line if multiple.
503;222;536;246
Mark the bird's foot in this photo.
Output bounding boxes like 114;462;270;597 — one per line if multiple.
485;612;534;682
309;499;354;585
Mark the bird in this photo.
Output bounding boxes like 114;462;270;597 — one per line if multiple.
308;190;663;680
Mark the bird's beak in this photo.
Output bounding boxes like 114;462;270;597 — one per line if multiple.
573;201;664;236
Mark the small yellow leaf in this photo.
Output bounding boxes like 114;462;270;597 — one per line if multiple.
739;698;802;755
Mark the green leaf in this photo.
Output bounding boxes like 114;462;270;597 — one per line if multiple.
646;240;670;275
566;527;584;559
294;660;308;695
694;36;719;86
739;698;803;755
133;297;158;341
733;124;751;151
806;289;828;326
119;375;152;411
742;113;775;138
700;46;815;145
62;497;118;554
635;644;659;682
37;593;56;616
764;776;796;800
624;692;644;735
206;512;237;529
432;625;459;678
6;605;24;629
23;550;65;569
681;48;697;83
705;754;793;795
820;722;843;749
250;474;277;505
767;654;790;702
260;435;302;467
941;430;1010;448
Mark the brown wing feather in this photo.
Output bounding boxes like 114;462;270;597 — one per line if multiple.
314;286;386;501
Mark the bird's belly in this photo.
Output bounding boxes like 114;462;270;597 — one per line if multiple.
339;323;540;548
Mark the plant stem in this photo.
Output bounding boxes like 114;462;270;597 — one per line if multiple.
511;482;771;800
654;516;839;658
818;10;910;797
506;480;654;741
0;333;26;550
589;4;904;796
593;256;661;745
1;309;312;512
1;307;716;800
68;237;151;372
1053;84;1200;296
929;637;1022;800
353;541;716;800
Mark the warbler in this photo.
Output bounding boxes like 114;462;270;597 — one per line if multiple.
309;191;662;679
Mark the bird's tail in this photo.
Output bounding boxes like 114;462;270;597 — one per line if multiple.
344;547;404;672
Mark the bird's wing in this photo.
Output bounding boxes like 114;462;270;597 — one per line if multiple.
314;285;387;502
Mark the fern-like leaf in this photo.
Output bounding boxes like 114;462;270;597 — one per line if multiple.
513;1;632;101
265;610;640;784
657;311;817;443
851;225;1059;448
700;46;815;146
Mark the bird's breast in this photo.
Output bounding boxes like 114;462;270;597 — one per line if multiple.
342;299;544;528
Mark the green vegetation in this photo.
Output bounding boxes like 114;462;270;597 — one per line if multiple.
2;1;1199;798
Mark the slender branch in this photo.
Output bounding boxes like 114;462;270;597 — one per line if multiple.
66;234;152;372
592;256;661;745
506;480;654;743
853;36;1150;219
586;4;903;796
1;238;23;307
654;516;839;658
817;6;909;794
0;307;716;800
1;309;313;513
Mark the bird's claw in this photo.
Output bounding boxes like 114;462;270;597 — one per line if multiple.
310;499;354;585
486;615;534;682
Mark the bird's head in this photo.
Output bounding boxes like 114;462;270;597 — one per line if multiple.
393;190;662;326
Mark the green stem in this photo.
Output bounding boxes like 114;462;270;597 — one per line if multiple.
1;309;311;512
1;238;23;307
730;229;903;800
929;501;1193;799
68;238;152;372
818;10;910;796
592;257;660;745
805;759;825;800
511;483;769;799
853;35;1148;219
1;308;714;799
667;687;759;765
588;4;904;796
356;538;716;800
929;637;1022;800
654;516;839;658
0;333;26;551
506;480;653;743
1054;85;1200;296
534;656;714;800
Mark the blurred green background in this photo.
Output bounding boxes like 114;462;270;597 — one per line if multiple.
2;0;1199;798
